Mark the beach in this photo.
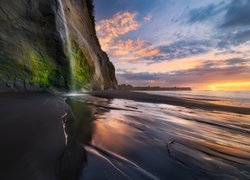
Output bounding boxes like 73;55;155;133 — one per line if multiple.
1;91;250;179
0;93;67;179
89;90;250;115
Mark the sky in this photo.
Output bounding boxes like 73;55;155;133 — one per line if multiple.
94;0;250;90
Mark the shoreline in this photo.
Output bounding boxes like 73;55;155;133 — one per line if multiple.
89;90;250;115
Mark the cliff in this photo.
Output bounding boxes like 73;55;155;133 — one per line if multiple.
0;0;117;92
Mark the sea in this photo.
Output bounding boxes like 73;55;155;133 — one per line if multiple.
65;90;250;180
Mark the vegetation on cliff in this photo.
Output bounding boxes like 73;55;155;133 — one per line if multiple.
0;0;117;92
69;40;95;90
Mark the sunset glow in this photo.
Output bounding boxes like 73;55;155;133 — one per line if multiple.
207;82;250;91
95;0;250;90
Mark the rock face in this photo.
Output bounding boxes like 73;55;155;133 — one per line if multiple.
0;0;117;92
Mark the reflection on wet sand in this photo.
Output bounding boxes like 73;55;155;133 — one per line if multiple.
64;95;250;180
60;98;94;180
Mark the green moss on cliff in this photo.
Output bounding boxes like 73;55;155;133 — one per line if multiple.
0;43;94;90
69;40;94;90
0;65;12;78
0;62;27;81
29;51;57;87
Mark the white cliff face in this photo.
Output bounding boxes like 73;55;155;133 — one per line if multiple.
0;0;117;92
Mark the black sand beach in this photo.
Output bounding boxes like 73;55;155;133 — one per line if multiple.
1;91;249;180
90;90;250;115
0;93;68;180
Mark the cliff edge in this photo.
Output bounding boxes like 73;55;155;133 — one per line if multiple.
0;0;117;92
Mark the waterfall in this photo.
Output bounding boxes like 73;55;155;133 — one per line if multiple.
57;0;71;53
57;0;74;88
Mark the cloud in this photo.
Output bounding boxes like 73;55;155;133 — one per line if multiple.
187;1;227;24
96;11;159;62
187;0;250;27
221;0;250;28
118;72;163;81
107;38;160;60
217;29;250;49
186;0;250;52
143;14;153;22
117;57;250;87
104;38;213;63
188;4;218;23
96;11;141;50
148;40;212;62
226;58;250;65
200;58;250;68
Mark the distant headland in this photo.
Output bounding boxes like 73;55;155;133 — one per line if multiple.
118;84;192;91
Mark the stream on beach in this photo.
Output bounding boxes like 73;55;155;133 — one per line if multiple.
64;91;250;180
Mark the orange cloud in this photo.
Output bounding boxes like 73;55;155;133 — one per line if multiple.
96;12;141;50
109;38;160;60
96;11;160;62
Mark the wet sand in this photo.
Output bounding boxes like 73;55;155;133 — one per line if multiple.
1;92;249;180
68;94;250;180
89;90;250;115
0;93;67;180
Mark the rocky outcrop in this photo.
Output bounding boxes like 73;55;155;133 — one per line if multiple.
0;0;117;92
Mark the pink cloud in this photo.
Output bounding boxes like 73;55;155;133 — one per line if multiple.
96;11;160;62
109;38;160;59
96;11;141;50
